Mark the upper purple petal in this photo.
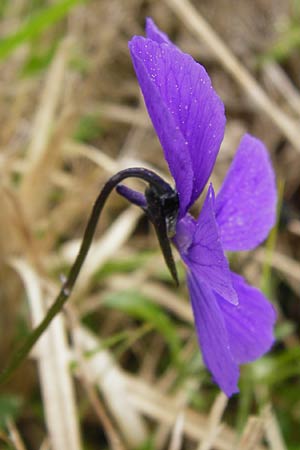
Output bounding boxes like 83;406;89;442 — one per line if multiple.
187;271;239;396
129;26;226;214
216;272;276;364
129;36;193;217
175;184;238;305
145;18;173;45
215;134;277;251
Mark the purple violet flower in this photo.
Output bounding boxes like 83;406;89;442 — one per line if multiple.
126;18;277;396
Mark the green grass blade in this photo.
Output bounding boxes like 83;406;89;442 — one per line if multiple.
103;289;182;364
0;0;87;61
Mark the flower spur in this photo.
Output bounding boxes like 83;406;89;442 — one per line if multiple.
118;18;277;396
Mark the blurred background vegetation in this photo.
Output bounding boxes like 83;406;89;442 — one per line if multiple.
0;0;300;449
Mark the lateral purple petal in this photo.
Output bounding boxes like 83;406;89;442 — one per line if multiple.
179;185;238;305
187;272;239;396
129;36;193;217
129;34;226;213
216;272;276;364
215;134;277;251
173;213;196;255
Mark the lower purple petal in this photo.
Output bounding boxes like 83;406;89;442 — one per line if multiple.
187;271;239;397
183;185;238;305
216;272;276;364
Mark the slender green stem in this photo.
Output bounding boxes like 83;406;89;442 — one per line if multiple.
0;167;173;384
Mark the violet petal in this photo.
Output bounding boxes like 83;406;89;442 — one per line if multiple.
215;134;277;251
129;36;193;217
216;272;276;364
145;17;173;45
129;33;226;213
187;271;239;396
116;185;147;208
182;185;238;305
173;213;196;255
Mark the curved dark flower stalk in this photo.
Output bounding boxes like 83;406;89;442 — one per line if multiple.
0;167;178;385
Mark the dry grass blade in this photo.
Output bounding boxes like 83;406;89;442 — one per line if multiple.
165;0;300;152
154;378;199;449
125;376;267;450
237;416;265;450
264;407;288;450
61;206;142;295
287;219;300;237
39;438;51;450
6;418;27;450
64;139;171;184
198;392;228;450
106;275;193;323
87;102;150;127
20;38;70;219
72;325;148;448
262;62;300;118
69;312;126;450
168;412;185;450
78;372;126;450
255;248;300;282
71;325;250;450
10;258;82;450
25;39;70;167
63;140;119;174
